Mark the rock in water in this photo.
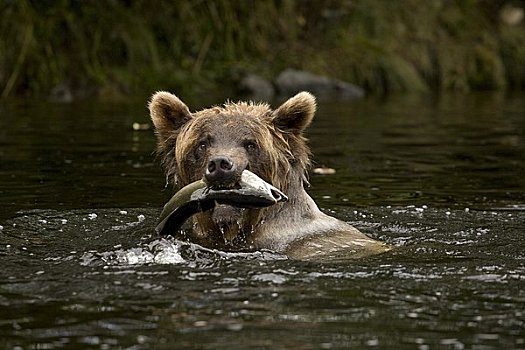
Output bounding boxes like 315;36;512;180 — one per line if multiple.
275;69;365;99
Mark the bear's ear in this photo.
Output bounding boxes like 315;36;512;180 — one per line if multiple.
272;91;316;134
149;91;192;143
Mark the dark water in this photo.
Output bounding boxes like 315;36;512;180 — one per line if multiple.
1;94;524;349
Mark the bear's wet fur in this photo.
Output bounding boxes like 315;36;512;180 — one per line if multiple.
149;91;389;259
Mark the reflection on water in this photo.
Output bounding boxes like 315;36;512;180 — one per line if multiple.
308;93;525;210
1;94;524;349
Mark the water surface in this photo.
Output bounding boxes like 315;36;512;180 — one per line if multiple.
1;93;524;349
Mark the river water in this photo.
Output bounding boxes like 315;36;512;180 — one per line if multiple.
0;93;524;349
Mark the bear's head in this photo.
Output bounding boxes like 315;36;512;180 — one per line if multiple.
149;91;316;246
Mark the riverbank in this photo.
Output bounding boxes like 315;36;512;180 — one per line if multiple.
2;1;524;100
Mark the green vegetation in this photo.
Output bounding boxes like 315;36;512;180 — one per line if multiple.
1;0;524;99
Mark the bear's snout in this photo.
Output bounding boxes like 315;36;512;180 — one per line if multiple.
205;156;241;189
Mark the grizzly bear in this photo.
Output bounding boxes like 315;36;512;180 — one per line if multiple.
149;91;389;259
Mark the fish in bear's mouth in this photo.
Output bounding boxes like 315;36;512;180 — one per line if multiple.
207;173;245;228
204;171;286;243
155;169;287;241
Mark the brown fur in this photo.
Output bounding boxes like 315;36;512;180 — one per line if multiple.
149;91;390;258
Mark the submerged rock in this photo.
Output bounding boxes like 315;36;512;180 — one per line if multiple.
275;69;365;99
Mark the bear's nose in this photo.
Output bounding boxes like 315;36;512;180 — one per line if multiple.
205;156;237;188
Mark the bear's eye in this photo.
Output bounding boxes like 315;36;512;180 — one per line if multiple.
198;142;207;151
195;141;208;158
243;140;258;153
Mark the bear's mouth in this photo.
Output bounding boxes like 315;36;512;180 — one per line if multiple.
211;204;245;242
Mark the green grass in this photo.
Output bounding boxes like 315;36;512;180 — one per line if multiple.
1;0;524;100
